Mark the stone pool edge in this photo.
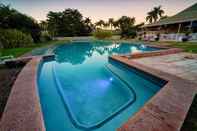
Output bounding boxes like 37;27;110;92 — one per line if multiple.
0;57;45;131
110;55;197;131
0;45;194;131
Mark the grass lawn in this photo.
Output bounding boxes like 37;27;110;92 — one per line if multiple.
1;38;197;58
150;41;197;53
0;39;70;58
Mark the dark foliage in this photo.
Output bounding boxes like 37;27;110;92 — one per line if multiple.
47;9;93;37
0;29;33;48
116;16;139;38
0;4;41;42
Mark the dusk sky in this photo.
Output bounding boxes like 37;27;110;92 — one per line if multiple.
1;0;197;23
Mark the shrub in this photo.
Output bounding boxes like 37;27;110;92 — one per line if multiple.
0;4;41;43
0;29;33;49
121;27;137;38
93;30;112;39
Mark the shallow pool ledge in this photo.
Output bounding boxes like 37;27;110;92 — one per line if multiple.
0;57;45;131
109;56;197;131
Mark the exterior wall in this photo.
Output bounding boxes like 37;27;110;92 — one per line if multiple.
141;21;197;42
142;33;197;42
190;33;197;41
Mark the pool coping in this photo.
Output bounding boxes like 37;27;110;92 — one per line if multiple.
121;47;183;59
109;55;197;131
0;45;195;131
0;56;45;131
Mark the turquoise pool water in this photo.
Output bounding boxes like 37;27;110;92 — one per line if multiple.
37;41;166;131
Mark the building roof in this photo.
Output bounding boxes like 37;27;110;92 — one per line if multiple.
144;3;197;28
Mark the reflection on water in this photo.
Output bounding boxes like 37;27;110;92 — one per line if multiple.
53;41;156;65
38;41;162;131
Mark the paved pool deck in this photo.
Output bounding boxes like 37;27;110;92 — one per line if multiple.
110;52;197;131
0;57;45;131
131;53;197;83
0;48;197;131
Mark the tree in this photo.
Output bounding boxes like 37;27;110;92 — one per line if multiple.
81;17;94;36
146;5;164;23
47;9;93;37
117;16;137;38
146;11;155;24
0;3;41;42
117;16;135;31
113;20;120;29
108;18;114;30
95;20;105;29
84;17;91;26
47;11;62;36
39;21;48;32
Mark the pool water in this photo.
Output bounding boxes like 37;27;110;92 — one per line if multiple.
37;41;166;131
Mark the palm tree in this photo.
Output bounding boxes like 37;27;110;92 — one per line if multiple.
118;16;135;28
103;22;109;28
113;20;120;29
146;5;164;24
84;17;91;26
95;20;105;29
146;11;155;24
108;18;114;30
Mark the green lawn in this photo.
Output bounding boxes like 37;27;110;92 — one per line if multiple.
150;41;197;53
0;40;70;58
1;39;197;58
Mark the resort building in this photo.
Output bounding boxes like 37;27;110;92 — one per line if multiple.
142;3;197;42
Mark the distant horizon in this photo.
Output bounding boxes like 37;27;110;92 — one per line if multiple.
1;0;197;24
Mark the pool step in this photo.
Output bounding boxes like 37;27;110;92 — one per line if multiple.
106;62;160;93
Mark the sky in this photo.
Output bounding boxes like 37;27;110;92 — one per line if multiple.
1;0;197;24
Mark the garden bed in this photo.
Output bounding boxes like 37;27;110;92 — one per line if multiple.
0;65;24;119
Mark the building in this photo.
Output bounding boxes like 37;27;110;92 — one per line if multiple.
142;3;197;42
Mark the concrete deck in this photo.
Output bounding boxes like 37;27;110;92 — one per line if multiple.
0;57;45;131
110;54;197;131
132;53;197;83
0;47;196;131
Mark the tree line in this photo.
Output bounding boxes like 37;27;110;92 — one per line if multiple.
40;5;166;38
0;2;166;48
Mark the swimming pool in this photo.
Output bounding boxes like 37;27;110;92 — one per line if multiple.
37;41;166;131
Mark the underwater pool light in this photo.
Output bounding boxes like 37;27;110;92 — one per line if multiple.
109;77;113;81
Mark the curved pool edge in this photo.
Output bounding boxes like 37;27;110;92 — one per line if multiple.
0;57;46;131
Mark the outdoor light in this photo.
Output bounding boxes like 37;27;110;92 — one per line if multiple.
110;77;113;81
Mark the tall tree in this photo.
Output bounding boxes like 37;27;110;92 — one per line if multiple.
47;11;62;36
47;9;92;37
113;20;120;29
39;20;48;31
117;16;137;38
108;18;114;30
118;16;135;30
146;5;164;24
84;17;91;26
